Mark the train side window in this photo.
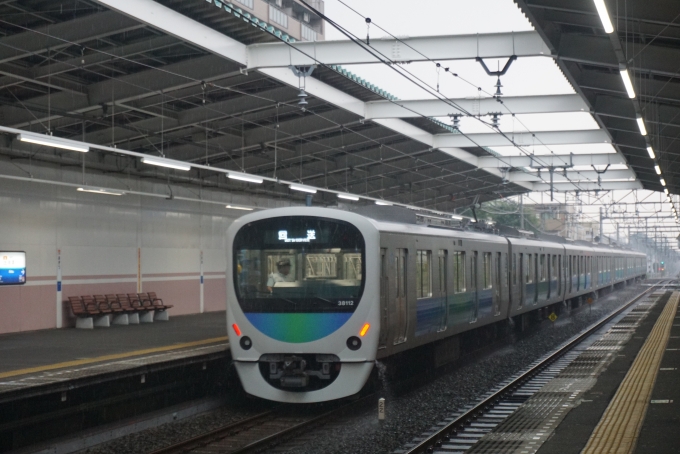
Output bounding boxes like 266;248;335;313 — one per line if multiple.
394;248;408;344
483;252;492;289
453;251;466;293
438;250;447;296
525;254;532;283
539;254;547;282
416;250;432;299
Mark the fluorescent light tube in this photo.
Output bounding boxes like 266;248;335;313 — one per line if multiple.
228;172;263;184
338;193;359;201
375;200;392;206
593;0;614;33
664;188;669;195
77;186;124;196
661;178;666;186
225;205;253;211
141;156;191;171
647;147;655;159
19;133;89;153
636;117;647;136
451;215;463;220
289;183;317;194
655;165;661;175
619;69;636;98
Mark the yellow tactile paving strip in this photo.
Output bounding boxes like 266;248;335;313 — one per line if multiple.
0;336;228;380
582;291;679;454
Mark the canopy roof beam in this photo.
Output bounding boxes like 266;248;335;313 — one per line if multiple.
245;31;552;68
365;94;589;119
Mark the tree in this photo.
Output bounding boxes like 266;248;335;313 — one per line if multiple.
478;199;540;232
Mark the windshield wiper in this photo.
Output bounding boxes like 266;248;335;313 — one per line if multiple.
313;296;332;304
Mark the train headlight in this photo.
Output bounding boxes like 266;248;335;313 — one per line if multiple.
240;336;253;350
347;336;362;351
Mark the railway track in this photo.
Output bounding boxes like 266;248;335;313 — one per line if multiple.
399;280;672;454
148;396;372;454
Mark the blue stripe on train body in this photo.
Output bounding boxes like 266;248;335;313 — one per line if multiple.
415;289;493;337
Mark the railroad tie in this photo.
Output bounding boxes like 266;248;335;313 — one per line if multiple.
581;291;679;454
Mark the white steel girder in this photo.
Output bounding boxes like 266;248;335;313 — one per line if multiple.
365;94;589;119
533;181;643;191
245;31;552;68
434;129;611;148
475;153;626;168
94;0;633;196
510;169;635;182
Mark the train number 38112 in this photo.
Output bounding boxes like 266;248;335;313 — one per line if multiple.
337;300;355;306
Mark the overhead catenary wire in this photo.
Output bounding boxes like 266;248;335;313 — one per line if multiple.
0;19;513;206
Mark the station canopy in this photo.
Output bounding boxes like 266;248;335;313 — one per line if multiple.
0;0;674;219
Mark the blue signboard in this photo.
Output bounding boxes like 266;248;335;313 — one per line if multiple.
0;252;26;285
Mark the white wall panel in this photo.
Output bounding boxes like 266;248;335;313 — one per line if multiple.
142;248;200;276
61;246;137;277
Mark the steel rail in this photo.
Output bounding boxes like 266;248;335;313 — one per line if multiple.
147;410;275;454
404;280;670;454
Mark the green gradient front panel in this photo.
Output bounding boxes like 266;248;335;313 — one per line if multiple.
245;312;352;343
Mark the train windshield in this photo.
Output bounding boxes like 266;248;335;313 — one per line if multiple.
233;216;365;313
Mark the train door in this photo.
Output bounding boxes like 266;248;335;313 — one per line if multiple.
518;253;524;310
393;248;408;345
471;251;479;322
438;250;448;331
379;248;389;349
494;252;502;316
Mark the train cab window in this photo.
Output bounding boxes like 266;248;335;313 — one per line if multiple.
416;250;432;299
483;252;492;289
233;216;365;313
453;251;466;293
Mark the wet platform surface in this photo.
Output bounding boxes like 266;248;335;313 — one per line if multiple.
535;291;680;454
0;312;229;396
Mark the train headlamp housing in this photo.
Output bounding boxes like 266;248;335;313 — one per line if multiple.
346;336;362;351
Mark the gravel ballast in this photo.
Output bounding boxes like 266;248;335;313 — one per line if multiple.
83;283;651;454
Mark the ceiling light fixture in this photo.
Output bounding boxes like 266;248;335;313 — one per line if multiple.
636;116;647;136
77;186;124;196
664;188;669;195
661;178;666;186
338;193;360;201
619;68;636;98
18;133;89;153
228;172;264;184
225;205;253;211
593;0;615;33
289;183;317;194
647;147;655;159
141;156;191;171
655;165;661;175
375;200;392;206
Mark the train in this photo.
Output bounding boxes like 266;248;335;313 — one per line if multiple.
225;207;647;403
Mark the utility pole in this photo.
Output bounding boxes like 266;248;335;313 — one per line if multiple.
520;194;524;230
599;207;603;243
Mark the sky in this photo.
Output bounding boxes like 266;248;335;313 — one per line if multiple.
319;0;679;248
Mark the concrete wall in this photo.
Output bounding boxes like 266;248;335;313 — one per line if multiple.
0;168;293;335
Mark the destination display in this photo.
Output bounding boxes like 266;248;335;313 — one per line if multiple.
0;252;26;285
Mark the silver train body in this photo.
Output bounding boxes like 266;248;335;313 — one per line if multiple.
226;207;646;403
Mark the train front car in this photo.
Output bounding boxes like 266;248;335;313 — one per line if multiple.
226;208;380;403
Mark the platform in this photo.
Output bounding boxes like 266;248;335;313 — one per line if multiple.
534;290;680;454
0;312;229;399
